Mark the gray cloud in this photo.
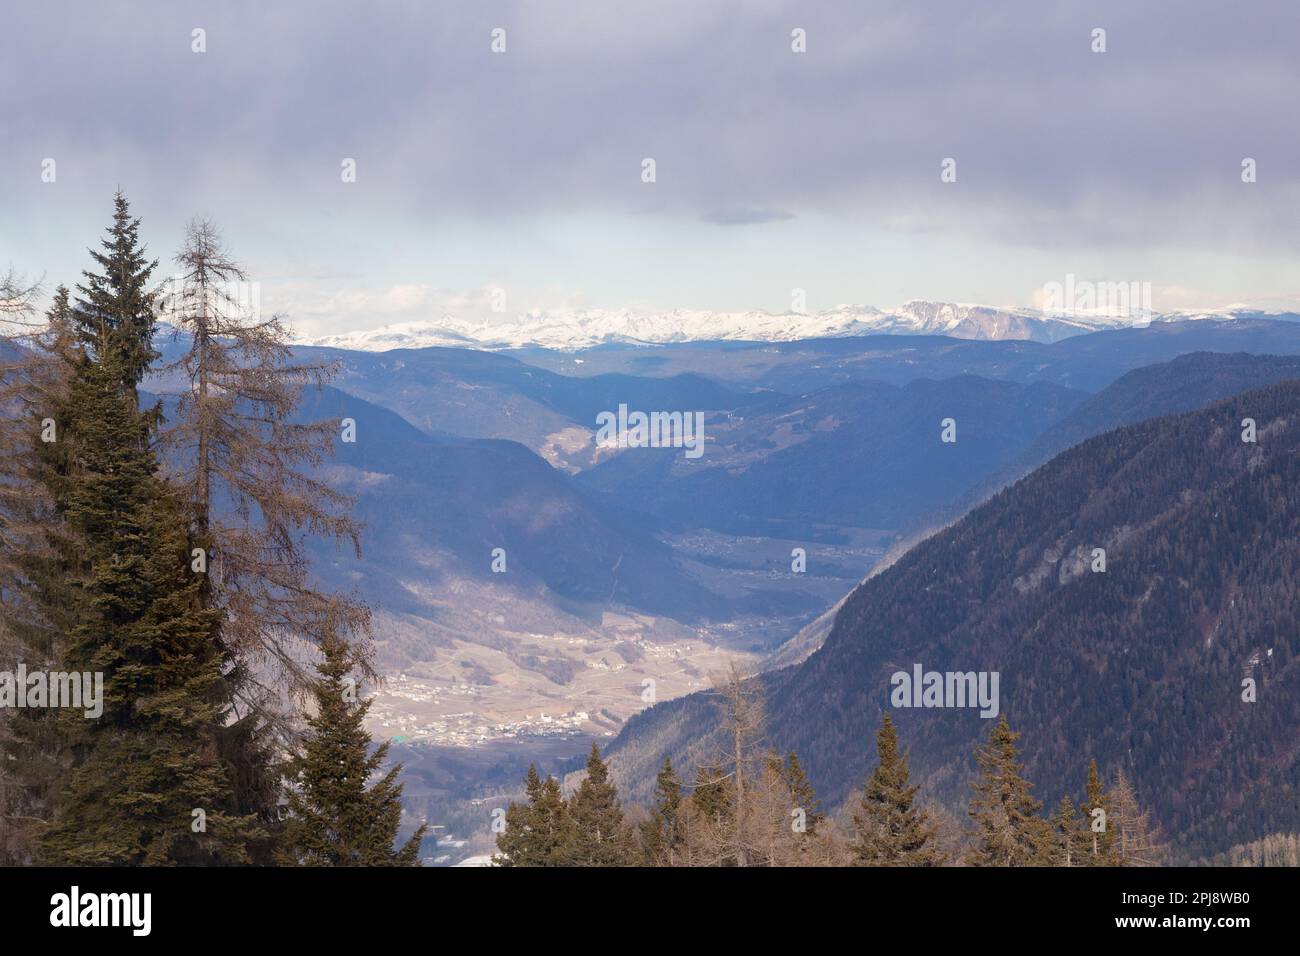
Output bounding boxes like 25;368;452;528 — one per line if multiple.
1;0;1298;320
702;207;796;226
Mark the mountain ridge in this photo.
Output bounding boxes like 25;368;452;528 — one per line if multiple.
607;377;1300;857
300;301;1300;353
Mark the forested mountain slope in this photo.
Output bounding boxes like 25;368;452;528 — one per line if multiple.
290;385;730;620
900;352;1300;540
578;375;1087;537
610;379;1300;856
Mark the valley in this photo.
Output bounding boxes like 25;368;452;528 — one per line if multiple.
8;0;1300;896
282;324;1300;862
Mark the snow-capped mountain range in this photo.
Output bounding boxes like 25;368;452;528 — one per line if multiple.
299;301;1289;353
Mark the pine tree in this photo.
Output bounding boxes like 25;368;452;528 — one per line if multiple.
280;636;425;865
640;757;685;865
38;464;263;864
26;196;266;864
0;280;77;862
966;716;1052;866
495;764;544;866
74;191;159;398
1050;795;1089;867
851;712;941;865
775;751;825;837
683;761;735;866
495;764;573;866
566;742;630;865
691;761;732;825
34;312;261;862
1081;758;1118;865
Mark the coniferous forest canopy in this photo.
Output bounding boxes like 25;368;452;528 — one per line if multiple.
1;12;1299;934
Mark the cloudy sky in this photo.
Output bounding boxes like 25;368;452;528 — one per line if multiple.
2;0;1299;336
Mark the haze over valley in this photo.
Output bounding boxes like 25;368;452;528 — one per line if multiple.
279;316;1300;864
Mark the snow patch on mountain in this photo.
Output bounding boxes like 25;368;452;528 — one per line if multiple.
298;301;1286;353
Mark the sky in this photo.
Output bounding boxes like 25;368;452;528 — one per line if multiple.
2;0;1299;337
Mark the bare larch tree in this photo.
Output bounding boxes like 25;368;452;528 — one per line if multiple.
156;219;372;729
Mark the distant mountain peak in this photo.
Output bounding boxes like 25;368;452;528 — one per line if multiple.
299;301;1290;353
